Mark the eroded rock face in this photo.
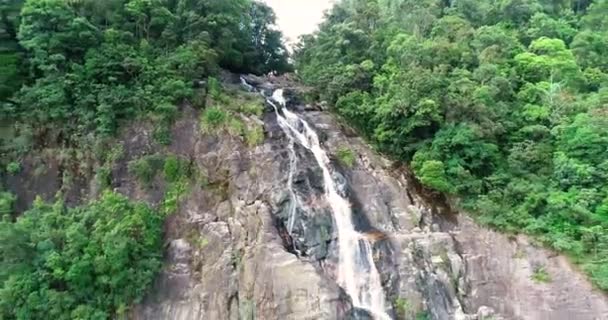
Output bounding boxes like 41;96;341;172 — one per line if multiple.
131;78;608;320
455;215;608;320
131;101;348;319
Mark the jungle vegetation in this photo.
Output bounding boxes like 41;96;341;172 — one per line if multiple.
295;0;608;289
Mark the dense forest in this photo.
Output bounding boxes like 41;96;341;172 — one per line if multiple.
0;0;288;318
295;0;608;290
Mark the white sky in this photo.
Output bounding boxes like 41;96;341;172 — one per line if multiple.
262;0;336;46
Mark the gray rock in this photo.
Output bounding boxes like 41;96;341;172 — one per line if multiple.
477;306;497;319
132;77;608;320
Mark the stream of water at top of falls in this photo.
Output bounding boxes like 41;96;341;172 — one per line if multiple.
261;86;391;320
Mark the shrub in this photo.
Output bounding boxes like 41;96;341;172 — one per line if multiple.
394;297;412;319
162;179;188;216
586;263;608;290
416;311;430;320
163;155;190;183
417;160;453;193
207;77;222;99
0;192;163;319
154;102;179;122
240;101;265;117
531;266;552;283
128;155;164;187
227;118;245;137
336;147;356;168
95;166;112;189
6;161;20;175
0;192;15;215
245;124;265;147
129;158;154;185
200;106;227;133
154;125;172;145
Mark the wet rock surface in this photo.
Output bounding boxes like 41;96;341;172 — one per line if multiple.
129;100;347;319
302;107;608;320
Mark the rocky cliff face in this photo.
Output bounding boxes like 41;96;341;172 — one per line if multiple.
300;108;608;320
13;74;603;320
127;75;608;320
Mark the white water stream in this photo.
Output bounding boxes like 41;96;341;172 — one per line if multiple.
266;88;391;319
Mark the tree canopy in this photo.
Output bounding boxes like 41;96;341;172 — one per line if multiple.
0;192;163;319
1;0;290;151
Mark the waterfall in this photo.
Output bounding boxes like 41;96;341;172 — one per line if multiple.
267;88;391;320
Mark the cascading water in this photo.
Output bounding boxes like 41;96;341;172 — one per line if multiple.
264;87;391;320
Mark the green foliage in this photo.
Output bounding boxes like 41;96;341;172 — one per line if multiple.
207;77;222;100
531;266;552;283
416;160;453;193
515;37;581;85
0;0;24;107
5;161;20;175
242;123;263;147
163;155;190;183
95;166;112;190
200;107;228;133
2;0;289;153
416;311;431;320
394;297;412;319
336;147;356;168
126;153;191;215
128;154;164;187
162;178;188;216
0;192;16;215
0;192;163;319
199;86;266;147
239;101;265;117
227;118;246;137
296;0;608;289
586;263;608;290
93;143;124;190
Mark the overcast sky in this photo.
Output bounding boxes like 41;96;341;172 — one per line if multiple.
262;0;336;46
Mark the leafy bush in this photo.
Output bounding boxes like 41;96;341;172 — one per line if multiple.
227;118;246;137
129;158;154;186
5;161;21;175
586;263;608;290
207;77;222;100
95;166;112;189
0;192;163;319
336;147;356;168
162;179;188;216
531;266;552;283
245;124;265;147
416;160;453;193
240;101;265;117
394;297;412;319
200;107;228;133
416;311;431;320
163;155;190;183
0;192;16;215
128;155;165;187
